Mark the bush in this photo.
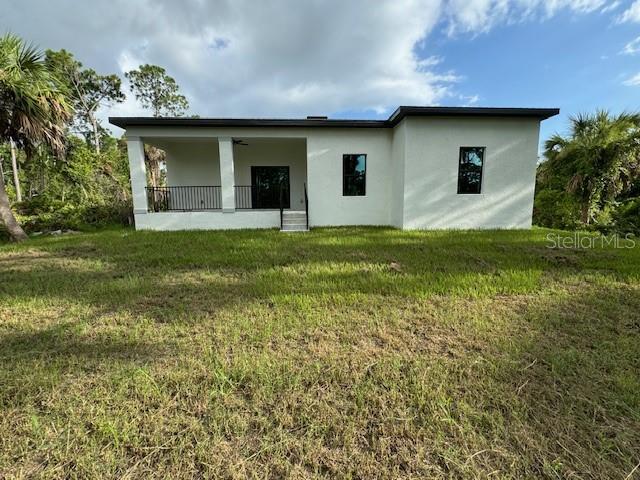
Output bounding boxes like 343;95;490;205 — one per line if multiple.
533;189;580;229
15;197;132;233
611;197;640;235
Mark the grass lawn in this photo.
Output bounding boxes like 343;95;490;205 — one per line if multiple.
0;227;639;479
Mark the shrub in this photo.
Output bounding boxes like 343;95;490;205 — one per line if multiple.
533;189;580;229
611;197;640;235
14;197;132;233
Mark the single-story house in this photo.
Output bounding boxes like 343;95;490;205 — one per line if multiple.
109;106;559;232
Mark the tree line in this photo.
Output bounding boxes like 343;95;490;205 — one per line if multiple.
0;34;188;241
1;33;639;241
534;111;640;234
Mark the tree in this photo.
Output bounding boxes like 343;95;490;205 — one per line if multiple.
9;138;21;201
125;65;189;186
45;49;125;154
125;64;188;117
0;155;26;240
0;34;72;241
541;111;640;225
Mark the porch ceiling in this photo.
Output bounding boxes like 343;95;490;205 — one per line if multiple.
144;136;306;151
144;137;218;151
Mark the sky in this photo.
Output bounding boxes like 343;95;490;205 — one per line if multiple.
2;0;640;147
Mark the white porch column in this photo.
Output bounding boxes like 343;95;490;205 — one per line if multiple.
126;136;148;214
218;137;235;212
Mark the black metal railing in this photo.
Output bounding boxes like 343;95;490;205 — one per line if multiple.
304;182;309;230
234;185;255;209
146;186;222;212
235;185;290;210
146;185;297;212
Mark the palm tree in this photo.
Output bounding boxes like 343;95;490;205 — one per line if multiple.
543;111;640;225
0;33;71;241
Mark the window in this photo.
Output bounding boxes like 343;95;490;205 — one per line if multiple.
343;154;366;196
457;147;485;194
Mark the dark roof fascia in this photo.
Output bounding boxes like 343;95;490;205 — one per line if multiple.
109;106;560;129
387;106;560;124
108;117;388;129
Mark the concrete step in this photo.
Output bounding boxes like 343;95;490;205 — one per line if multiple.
281;225;309;232
282;224;307;229
281;211;308;232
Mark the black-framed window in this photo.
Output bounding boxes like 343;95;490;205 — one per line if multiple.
457;147;485;194
343;154;366;196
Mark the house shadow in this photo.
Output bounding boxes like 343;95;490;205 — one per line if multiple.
4;226;635;320
0;320;173;408
0;228;638;476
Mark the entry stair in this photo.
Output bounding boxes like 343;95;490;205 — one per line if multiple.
280;210;308;232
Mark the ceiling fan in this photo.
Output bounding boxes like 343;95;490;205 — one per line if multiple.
232;139;248;146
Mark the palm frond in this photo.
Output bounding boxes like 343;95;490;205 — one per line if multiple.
0;33;72;155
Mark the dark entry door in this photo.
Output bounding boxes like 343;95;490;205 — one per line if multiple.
251;166;290;209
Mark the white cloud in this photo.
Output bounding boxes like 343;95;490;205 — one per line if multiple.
3;0;456;125
417;55;445;70
621;36;640;55
0;0;617;132
623;72;640;85
459;93;481;106
444;0;608;35
618;0;640;22
601;0;621;13
542;0;607;15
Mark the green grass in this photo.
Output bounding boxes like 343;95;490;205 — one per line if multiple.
0;227;639;479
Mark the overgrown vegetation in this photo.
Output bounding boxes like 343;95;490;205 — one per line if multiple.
0;227;638;478
0;136;132;236
0;34;189;241
534;111;640;234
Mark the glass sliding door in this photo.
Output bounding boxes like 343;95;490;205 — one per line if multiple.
250;166;290;209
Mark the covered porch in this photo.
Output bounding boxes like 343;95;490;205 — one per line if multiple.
126;135;308;230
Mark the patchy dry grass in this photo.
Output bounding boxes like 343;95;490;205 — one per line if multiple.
0;227;639;479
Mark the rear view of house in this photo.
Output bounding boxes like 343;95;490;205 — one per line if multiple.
109;106;558;231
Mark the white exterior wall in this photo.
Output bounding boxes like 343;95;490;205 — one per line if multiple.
400;117;540;229
128;118;542;231
233;139;307;209
126;137;148;214
306;129;392;226
134;210;280;230
161;141;221;211
390;121;407;228
165;141;220;186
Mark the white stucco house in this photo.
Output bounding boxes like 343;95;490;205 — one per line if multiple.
110;106;559;232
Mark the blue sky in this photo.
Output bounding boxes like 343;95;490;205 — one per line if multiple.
337;3;640;148
433;7;640;145
4;0;640;150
